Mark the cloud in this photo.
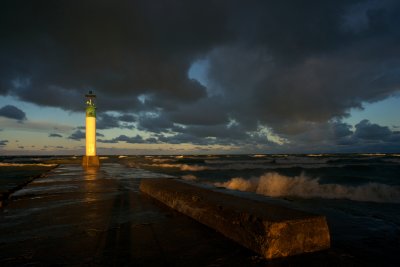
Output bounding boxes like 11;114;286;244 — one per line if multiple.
137;113;174;133
98;134;156;144
274;119;400;153
1;1;400;151
49;133;63;138
68;130;85;141
0;105;27;121
0;118;74;133
354;119;391;140
0;140;8;146
96;113;135;130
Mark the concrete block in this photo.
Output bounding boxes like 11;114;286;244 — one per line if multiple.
140;178;330;259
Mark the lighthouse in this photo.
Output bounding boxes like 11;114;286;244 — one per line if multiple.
82;90;100;167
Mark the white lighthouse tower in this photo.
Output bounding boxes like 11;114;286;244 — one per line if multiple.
82;90;100;167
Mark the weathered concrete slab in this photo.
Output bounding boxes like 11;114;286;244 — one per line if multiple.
140;178;331;259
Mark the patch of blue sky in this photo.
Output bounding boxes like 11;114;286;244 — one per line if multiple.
343;94;400;129
0;95;83;126
188;58;209;87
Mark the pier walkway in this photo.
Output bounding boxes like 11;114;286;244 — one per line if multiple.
0;163;352;266
0;164;265;266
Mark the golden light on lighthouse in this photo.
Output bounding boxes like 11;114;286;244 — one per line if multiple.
82;91;100;167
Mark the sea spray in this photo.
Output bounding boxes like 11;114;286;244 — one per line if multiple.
215;172;400;203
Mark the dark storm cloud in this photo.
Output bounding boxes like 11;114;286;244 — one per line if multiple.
0;140;9;146
137;113;174;133
68;130;85;141
68;129;103;140
0;105;27;121
1;0;400;150
118;114;136;123
98;134;155;144
96;113;135;129
354;119;391;140
277;119;400;153
49;133;63;138
0;0;217;111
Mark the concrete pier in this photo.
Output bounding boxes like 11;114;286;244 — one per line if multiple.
82;155;100;167
0;164;272;266
140;178;331;259
0;164;355;266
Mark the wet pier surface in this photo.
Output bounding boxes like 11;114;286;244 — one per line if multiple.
0;164;354;266
0;164;269;266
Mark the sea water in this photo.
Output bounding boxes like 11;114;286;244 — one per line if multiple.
123;153;400;265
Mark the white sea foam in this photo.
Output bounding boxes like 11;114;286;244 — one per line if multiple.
359;153;386;156
0;163;57;167
215;172;400;203
151;158;174;163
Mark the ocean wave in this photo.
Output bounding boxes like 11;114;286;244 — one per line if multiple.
214;172;400;203
143;162;332;171
181;174;197;181
0;163;57;167
359;153;387;156
144;163;207;171
383;158;400;164
151;158;174;163
204;159;273;165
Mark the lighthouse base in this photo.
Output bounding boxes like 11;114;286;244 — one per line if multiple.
82;156;100;168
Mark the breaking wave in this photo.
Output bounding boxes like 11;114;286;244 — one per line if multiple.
215;172;400;203
151;158;174;163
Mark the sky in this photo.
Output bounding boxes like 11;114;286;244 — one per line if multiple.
1;0;400;155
